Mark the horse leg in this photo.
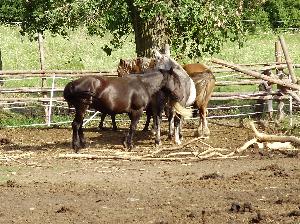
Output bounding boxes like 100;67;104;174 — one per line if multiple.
142;106;152;132
196;107;210;138
111;114;117;131
98;113;107;130
174;114;182;145
123;110;142;150
179;115;183;140
167;108;175;140
72;106;87;152
153;107;164;146
202;107;210;137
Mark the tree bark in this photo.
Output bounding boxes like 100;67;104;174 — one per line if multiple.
126;0;169;57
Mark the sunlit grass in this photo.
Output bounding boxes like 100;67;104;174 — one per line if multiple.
0;25;299;126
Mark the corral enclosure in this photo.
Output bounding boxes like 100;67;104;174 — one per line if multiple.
0;27;300;223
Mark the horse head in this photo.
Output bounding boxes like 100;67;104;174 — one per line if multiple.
159;68;183;102
117;57;157;77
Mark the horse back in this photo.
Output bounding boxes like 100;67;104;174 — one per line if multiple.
183;64;215;108
183;63;212;78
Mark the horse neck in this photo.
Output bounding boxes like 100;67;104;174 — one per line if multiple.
138;72;164;96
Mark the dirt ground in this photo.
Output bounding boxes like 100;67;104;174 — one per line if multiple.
0;119;299;224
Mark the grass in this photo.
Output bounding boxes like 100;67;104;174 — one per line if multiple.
0;25;299;127
0;25;136;71
1;25;299;71
0;167;19;184
210;31;300;66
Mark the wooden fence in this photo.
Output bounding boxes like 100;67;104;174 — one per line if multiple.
0;36;299;127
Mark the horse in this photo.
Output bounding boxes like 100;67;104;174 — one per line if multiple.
182;63;215;137
63;69;188;152
98;57;157;131
116;56;215;140
154;50;196;145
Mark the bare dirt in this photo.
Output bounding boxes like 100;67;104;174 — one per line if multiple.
0;119;299;224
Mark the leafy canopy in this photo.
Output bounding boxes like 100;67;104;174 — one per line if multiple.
3;0;245;58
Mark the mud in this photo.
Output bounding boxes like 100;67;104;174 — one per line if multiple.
0;119;299;223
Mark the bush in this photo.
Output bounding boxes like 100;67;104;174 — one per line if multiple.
242;0;300;32
242;8;271;32
0;0;23;24
263;0;300;29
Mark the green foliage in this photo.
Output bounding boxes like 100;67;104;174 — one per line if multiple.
242;8;270;32
18;0;245;58
263;0;300;29
242;0;300;32
169;0;244;58
0;0;24;23
1;0;299;58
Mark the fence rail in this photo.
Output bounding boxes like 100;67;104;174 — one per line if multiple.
0;35;299;127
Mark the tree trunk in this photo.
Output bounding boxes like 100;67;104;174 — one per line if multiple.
126;0;169;57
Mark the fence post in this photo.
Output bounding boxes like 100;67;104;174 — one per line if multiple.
256;70;273;119
278;35;297;84
278;36;295;126
275;41;285;122
0;49;2;70
38;33;50;124
0;49;3;88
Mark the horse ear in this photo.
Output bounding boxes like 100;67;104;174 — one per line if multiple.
136;57;142;66
153;49;162;59
119;59;125;66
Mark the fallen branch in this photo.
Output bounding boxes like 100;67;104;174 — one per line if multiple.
249;121;300;146
142;137;216;157
196;151;235;159
238;138;259;152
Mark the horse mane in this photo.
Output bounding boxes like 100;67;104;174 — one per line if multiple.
117;57;156;77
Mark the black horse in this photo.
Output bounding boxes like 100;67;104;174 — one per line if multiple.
63;69;186;152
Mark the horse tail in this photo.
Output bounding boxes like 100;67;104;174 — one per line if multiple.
173;101;193;119
63;81;96;111
194;73;215;108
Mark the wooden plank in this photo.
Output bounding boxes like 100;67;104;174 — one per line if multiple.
212;58;300;91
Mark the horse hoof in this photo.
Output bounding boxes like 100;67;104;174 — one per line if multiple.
123;142;134;151
72;145;81;153
174;140;182;145
155;140;162;146
127;145;134;151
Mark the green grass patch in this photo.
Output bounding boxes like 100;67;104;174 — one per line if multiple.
0;25;299;127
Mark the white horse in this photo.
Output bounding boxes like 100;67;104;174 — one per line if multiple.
154;50;196;145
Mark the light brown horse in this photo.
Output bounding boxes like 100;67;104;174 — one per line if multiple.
116;57;215;138
182;63;215;137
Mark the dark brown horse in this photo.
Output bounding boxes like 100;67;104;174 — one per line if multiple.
115;56;215;140
63;69;185;152
99;57;157;131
